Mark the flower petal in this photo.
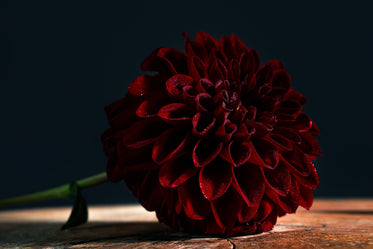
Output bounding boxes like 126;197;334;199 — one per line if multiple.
268;134;293;152
196;93;214;113
220;141;251;167
238;202;261;223
139;170;165;211
271;69;291;89
256;64;273;86
152;129;192;165
263;160;291;196
298;132;322;156
128;74;165;97
199;158;233;200
196;78;215;96
231;33;249;55
298;183;313;210
266;175;300;213
281;147;311;176
220;35;237;62
105;94;142;129
293;161;319;189
178;176;211;220
182;85;198;106
192;112;216;137
188;56;207;82
166;74;194;97
159;153;199;188
215;119;237;142
122;119;168;149
193;137;223;167
239;49;260;78
158;103;194;126
136;94;170;118
196;31;219;51
246;120;273;137
248;139;279;169
211;186;245;229
141;47;187;75
232;163;265;207
272;127;301;144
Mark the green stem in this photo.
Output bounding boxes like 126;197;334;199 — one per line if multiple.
0;172;108;207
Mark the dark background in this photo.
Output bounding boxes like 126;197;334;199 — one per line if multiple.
1;0;372;208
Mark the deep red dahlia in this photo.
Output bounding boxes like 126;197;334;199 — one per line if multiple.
101;31;321;236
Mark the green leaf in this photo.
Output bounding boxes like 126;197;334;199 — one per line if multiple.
61;182;88;230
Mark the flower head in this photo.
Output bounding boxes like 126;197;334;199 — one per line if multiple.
102;31;321;236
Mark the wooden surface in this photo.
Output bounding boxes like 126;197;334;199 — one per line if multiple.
0;199;372;248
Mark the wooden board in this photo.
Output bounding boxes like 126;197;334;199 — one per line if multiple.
0;199;372;248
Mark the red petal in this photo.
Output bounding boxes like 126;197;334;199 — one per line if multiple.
123;170;148;197
128;74;164;97
220;141;251;167
278;176;300;213
188;55;207;82
230;105;248;124
196;31;219;51
215;119;237;142
268;134;293;151
248;139;279;169
196;93;214;113
232;163;265;207
196;78;215;96
298;132;322;156
116;143;153;167
309;121;320;136
266;175;300;214
239;49;260;77
105;94;142;129
256;64;273;86
141;47;187;75
122;119;168;149
211;186;244;229
233;123;254;142
178;176;211;220
290;114;313;131
208;58;226;83
266;59;285;70
254;197;274;222
298;183;314;210
199;158;233;200
246;119;273;137
192;112;215;137
220;35;237;61
159;153;198;188
271;69;291;89
230;33;249;55
152;129;192;165
136;94;169;118
281;147;311;176
158;103;194;126
165;74;194;97
139;170;165;211
182;85;198;106
272;127;301;144
293;161;319;189
193;137;223;167
263;160;291;196
238;203;260;223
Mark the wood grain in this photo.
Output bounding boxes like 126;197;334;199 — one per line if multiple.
0;199;372;248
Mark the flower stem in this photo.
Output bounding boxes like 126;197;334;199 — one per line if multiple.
0;172;108;207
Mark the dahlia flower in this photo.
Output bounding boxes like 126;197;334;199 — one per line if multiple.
101;31;321;236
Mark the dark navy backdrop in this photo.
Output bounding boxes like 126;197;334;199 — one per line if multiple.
1;0;372;207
